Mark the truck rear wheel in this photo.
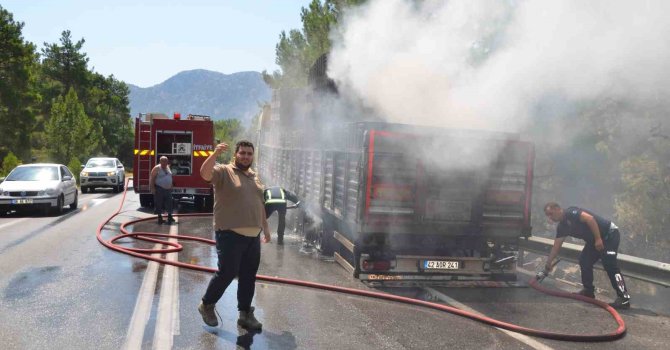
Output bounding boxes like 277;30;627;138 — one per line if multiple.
139;194;154;208
316;225;335;256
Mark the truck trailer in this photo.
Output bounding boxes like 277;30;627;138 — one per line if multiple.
258;95;534;281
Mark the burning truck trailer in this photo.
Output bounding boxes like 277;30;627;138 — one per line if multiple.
258;92;535;282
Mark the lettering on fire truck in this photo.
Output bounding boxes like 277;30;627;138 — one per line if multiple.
193;144;214;151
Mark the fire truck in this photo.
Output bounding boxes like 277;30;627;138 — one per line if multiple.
133;112;215;211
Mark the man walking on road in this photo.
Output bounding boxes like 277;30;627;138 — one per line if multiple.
149;156;175;225
542;202;632;309
264;186;300;245
197;140;271;330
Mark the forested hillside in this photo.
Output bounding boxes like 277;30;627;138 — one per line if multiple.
128;69;270;124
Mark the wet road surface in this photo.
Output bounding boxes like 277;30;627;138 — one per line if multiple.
0;190;669;349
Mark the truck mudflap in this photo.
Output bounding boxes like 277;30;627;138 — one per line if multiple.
356;254;517;282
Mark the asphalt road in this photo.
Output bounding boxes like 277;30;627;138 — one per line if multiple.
0;189;668;349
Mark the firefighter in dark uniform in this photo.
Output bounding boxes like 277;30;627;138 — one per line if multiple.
543;202;631;309
264;186;299;245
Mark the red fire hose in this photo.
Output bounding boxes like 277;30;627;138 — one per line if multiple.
97;179;626;342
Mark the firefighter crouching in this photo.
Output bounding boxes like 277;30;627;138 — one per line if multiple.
264;186;300;245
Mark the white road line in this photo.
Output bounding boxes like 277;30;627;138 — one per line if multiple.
424;287;554;350
122;244;161;350
0;218;28;230
153;221;180;350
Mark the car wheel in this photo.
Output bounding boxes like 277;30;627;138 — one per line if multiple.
81;187;88;194
52;195;64;216
70;191;78;210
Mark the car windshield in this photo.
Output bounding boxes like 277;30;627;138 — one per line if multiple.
86;159;115;168
6;166;59;181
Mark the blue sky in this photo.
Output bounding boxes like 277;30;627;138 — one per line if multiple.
2;0;310;87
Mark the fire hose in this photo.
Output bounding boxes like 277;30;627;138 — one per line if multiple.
97;179;626;342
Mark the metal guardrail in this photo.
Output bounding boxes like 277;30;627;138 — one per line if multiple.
519;236;670;287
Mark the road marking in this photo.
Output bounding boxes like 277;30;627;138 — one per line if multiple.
0;218;28;230
424;287;554;350
122;243;161;350
153;221;180;350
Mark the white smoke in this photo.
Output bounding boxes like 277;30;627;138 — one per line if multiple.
329;0;670;133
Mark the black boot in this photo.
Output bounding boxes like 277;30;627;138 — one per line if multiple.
277;234;284;245
157;214;164;225
238;306;262;330
609;296;631;309
167;214;176;224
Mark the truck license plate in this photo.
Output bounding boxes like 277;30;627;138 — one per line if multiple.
423;260;459;270
12;199;33;204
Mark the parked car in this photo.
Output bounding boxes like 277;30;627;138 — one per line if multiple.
0;163;78;215
80;157;125;193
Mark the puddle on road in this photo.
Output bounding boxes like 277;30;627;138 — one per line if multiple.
4;266;62;300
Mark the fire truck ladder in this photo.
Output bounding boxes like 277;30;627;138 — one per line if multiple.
136;117;153;191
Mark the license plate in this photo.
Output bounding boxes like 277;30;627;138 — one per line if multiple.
423;260;460;270
12;198;33;204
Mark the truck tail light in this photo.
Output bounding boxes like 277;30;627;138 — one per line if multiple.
362;259;392;271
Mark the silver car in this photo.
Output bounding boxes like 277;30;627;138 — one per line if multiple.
80;157;125;193
0;163;78;215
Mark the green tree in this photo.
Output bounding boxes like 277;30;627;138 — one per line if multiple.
214;118;244;161
268;0;367;88
45;88;100;163
67;157;82;183
614;145;670;261
0;6;40;161
1;151;21;177
41;30;89;96
86;72;133;161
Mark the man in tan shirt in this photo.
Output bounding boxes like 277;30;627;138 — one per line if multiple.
197;140;270;330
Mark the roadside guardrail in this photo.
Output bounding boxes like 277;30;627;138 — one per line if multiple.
519;236;670;287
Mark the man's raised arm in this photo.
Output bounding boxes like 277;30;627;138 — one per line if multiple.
200;143;228;182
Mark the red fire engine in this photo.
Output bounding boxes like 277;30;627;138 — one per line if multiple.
133;112;214;211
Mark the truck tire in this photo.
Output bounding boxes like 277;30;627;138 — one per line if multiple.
205;194;214;212
317;225;335;256
139;194;154;208
194;196;205;211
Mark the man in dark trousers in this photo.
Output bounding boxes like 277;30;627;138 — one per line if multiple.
149;156;175;225
543;202;631;309
197;140;271;330
264;186;299;245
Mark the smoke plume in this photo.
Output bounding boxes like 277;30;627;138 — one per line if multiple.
329;0;670;135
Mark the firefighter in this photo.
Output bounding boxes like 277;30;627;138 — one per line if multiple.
149;156;175;225
264;186;300;245
542;202;631;309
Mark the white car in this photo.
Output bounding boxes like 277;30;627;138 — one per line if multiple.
80;157;125;193
0;163;78;215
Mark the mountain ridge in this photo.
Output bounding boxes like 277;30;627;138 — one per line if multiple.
128;69;271;124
